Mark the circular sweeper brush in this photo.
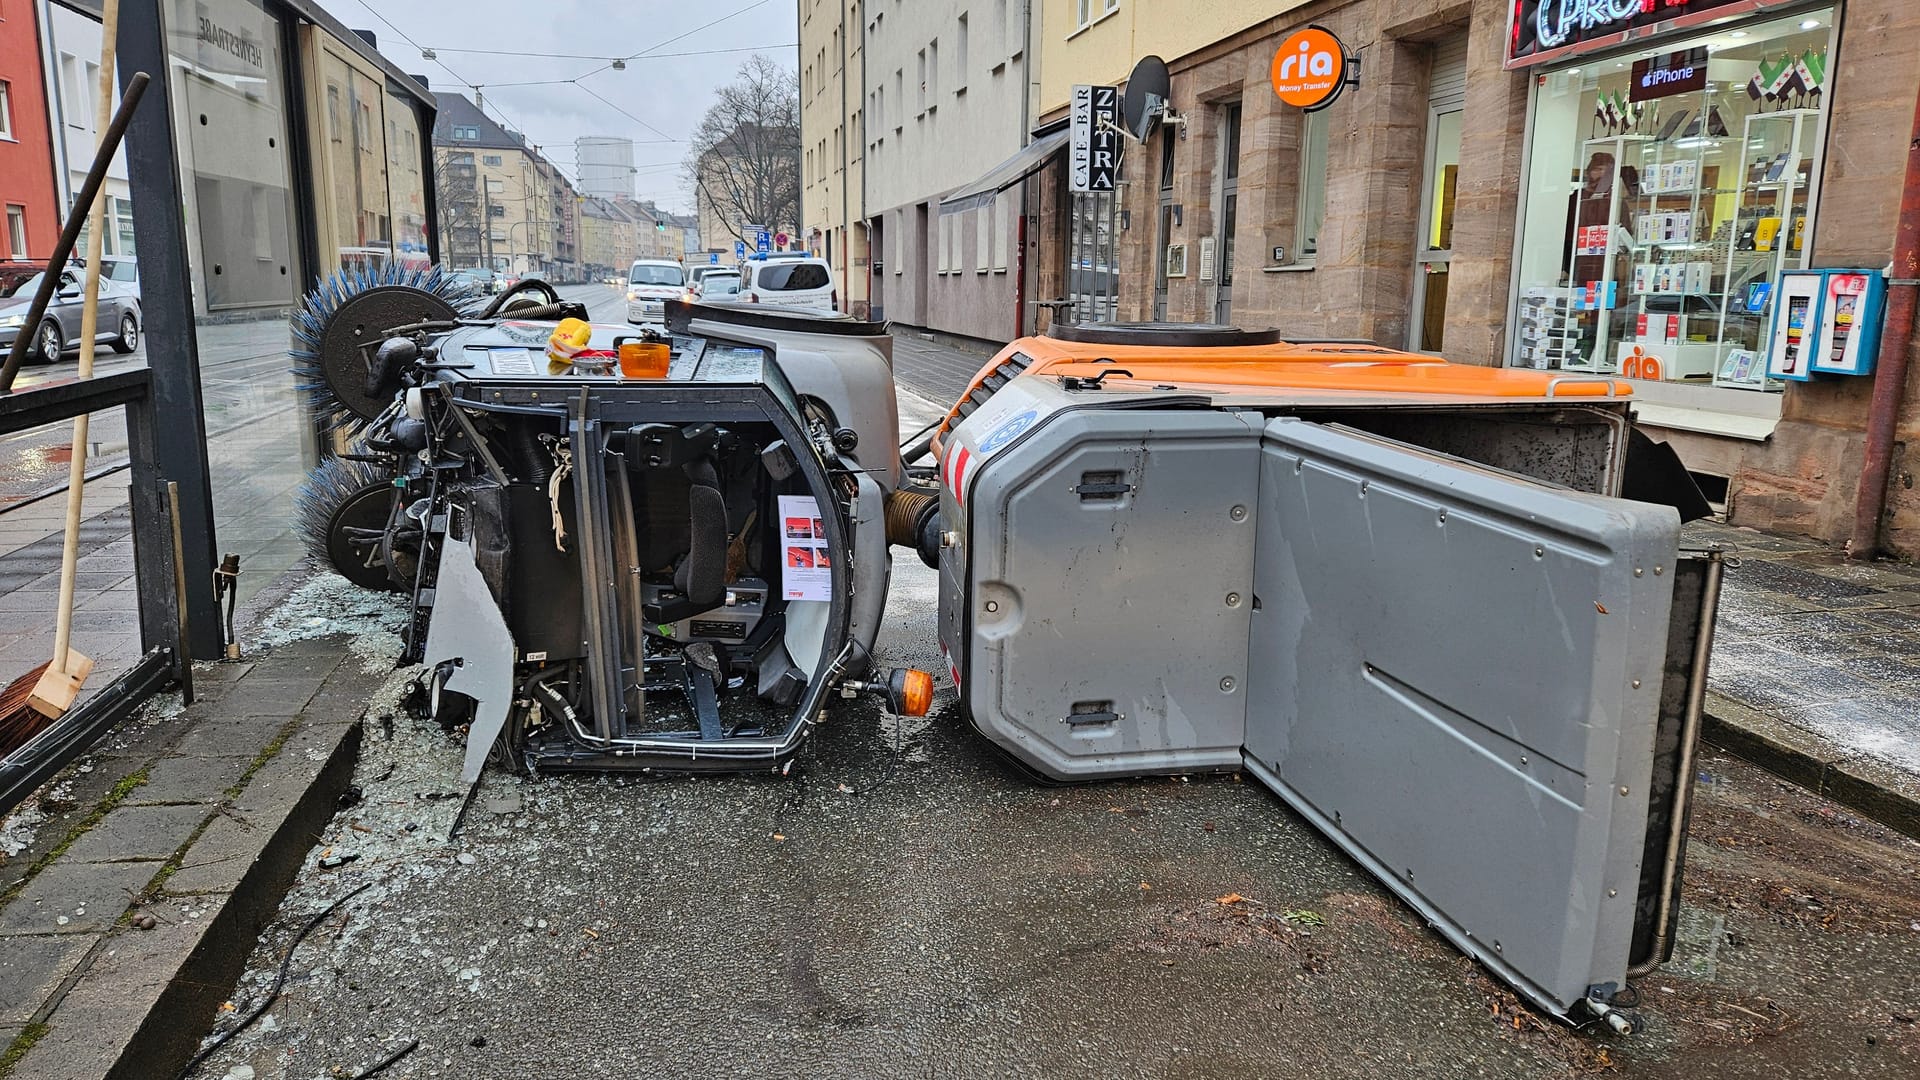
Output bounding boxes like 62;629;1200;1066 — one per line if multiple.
291;263;481;432
295;453;406;591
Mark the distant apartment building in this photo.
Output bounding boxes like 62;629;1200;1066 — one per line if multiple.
36;0;134;258
432;91;576;279
860;0;1030;337
579;195;638;280
800;0;866;315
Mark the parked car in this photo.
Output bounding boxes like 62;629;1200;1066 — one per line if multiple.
449;267;502;296
0;268;142;361
684;264;731;299
738;255;836;311
100;255;141;302
625;260;686;324
694;271;741;300
0;261;48;298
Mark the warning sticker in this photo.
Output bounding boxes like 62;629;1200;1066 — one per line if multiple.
778;494;832;601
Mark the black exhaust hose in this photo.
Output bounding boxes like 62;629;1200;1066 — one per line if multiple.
676;458;726;606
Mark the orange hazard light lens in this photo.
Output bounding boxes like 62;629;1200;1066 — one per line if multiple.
897;669;934;717
619;341;671;378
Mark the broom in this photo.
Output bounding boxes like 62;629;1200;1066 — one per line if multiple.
0;2;137;755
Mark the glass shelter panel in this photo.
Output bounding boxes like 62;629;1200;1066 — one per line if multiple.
165;0;311;603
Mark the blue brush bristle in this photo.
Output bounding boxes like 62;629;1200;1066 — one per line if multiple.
287;262;482;433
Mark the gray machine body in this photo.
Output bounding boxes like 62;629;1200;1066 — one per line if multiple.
939;376;1704;1018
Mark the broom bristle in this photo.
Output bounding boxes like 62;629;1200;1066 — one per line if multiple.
0;661;56;759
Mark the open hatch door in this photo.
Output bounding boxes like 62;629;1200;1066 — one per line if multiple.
1245;417;1688;1020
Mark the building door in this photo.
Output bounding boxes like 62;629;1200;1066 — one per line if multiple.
1411;38;1467;352
1214;104;1243;325
1152;130;1176;321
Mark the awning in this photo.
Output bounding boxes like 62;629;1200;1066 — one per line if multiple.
938;129;1071;215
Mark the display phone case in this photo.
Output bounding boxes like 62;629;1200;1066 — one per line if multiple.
1706;106;1728;137
1655;109;1691;143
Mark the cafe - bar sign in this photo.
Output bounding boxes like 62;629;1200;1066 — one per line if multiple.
1510;0;1748;64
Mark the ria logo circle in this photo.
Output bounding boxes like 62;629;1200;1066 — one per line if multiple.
1271;27;1347;110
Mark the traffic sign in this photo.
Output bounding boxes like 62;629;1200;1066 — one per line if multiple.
774;231;789;249
734;241;747;260
755;230;772;254
709;252;720;264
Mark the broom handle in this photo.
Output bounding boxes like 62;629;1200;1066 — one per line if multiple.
50;0;121;675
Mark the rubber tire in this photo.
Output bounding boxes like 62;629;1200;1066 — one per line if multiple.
34;320;63;364
110;311;138;354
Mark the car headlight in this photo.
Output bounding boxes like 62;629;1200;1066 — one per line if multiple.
0;315;25;329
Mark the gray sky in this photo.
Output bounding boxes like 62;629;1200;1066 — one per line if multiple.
325;0;799;212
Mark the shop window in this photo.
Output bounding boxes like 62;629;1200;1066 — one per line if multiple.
1295;110;1329;265
1510;8;1835;392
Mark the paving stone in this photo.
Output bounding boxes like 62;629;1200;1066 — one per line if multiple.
9;918;203;1080
0;935;94;1025
169;717;295;760
0;862;158;935
122;755;252;807
209;677;325;715
61;804;210;865
245;650;348;682
161;812;264;897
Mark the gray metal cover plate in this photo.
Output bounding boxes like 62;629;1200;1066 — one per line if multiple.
1245;419;1679;1015
960;405;1262;779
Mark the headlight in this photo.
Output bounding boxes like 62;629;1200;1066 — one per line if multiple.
0;315;25;329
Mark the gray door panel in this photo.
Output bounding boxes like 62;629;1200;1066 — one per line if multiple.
962;407;1262;779
1245;418;1680;1016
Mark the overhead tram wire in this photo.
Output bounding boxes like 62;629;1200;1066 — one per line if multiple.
409;42;798;62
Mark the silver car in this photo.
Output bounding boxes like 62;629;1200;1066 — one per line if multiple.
0;268;142;362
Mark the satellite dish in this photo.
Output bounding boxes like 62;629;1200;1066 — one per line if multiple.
1122;55;1171;141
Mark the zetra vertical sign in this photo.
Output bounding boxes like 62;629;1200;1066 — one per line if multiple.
1070;84;1121;194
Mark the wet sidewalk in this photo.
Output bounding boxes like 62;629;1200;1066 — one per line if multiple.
1687;521;1920;834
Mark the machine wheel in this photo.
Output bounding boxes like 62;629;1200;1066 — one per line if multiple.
110;311;139;354
34;320;63;364
294;454;403;590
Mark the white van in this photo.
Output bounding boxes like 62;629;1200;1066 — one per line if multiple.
739;255;836;312
625;260;686;323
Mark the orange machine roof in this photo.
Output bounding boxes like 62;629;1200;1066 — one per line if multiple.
931;335;1632;453
1011;337;1632;396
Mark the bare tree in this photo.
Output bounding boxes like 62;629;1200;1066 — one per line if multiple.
684;56;800;244
435;148;484;266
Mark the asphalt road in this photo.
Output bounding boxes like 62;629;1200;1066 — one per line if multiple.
192;371;1920;1078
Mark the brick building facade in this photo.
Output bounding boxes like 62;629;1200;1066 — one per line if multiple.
1027;0;1920;556
0;0;58;262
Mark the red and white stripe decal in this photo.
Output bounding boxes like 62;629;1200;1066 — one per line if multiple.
944;442;974;507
